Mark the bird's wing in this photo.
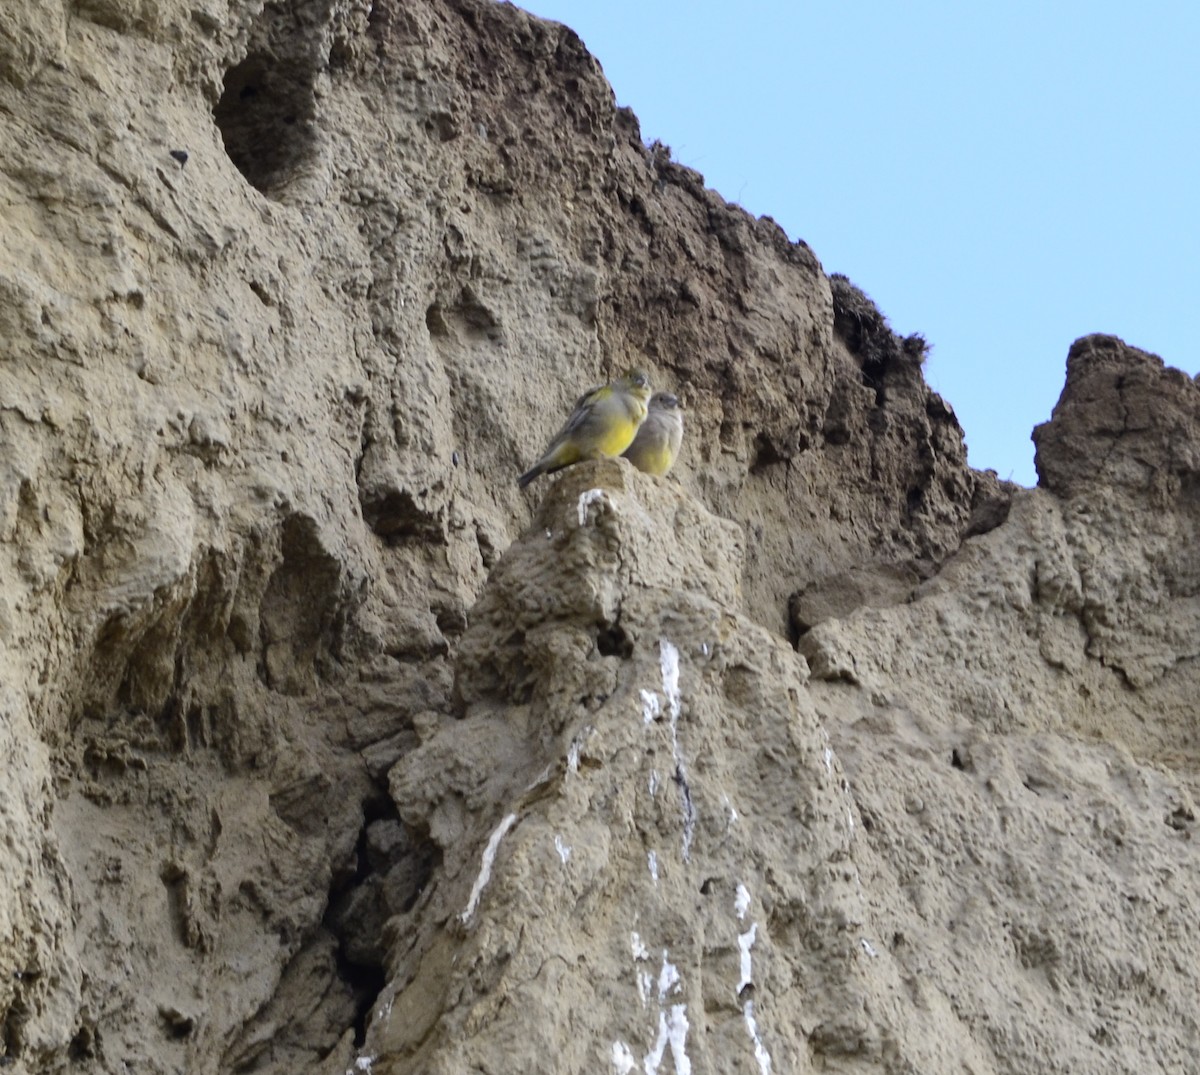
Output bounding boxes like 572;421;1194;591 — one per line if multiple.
556;383;612;440
573;381;605;409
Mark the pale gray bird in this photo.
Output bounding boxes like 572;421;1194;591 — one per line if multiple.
621;392;683;476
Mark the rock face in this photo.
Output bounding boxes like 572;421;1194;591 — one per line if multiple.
1;1;1198;1073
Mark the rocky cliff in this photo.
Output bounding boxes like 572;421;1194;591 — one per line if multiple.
2;1;1198;1072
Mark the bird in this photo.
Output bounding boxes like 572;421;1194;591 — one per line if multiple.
518;369;653;489
622;392;683;476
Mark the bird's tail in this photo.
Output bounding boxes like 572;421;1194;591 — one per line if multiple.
517;463;543;489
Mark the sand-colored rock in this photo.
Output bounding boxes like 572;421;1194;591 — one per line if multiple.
2;0;1199;1071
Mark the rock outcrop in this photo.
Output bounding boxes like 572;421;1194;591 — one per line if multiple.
2;0;1198;1072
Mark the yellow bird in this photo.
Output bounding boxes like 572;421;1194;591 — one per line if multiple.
518;369;653;489
622;392;683;476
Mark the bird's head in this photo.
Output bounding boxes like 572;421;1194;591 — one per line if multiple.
620;368;653;403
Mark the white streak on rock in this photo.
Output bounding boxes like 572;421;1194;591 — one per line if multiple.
823;745;834;773
743;1001;773;1074
567;724;594;774
660;640;681;715
649;769;660;796
735;883;751;921
611;1041;636;1074
625;947;690;1072
648;850;658;885
526;763;553;792
666;1005;692;1075
659;639;696;860
631;931;652;1007
737;923;757;993
657;952;680;1001
577;487;607;526
645;1011;670;1074
459;812;518;924
631;932;650;961
640;688;661;725
860;937;878;958
554;835;572;864
638;970;654;1007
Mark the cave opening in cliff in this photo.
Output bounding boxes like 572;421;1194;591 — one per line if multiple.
324;795;441;1046
212;2;330;196
214;51;318;196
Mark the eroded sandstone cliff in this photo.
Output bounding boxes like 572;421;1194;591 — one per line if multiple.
2;1;1198;1072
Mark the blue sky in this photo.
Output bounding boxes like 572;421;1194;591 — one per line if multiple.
524;1;1199;486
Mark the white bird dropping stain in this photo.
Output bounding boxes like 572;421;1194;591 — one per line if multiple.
668;1006;692;1075
860;937;878;958
554;835;572;864
735;883;751;921
611;1041;636;1074
567;724;594;775
734;883;774;1070
577;487;607;526
623;944;692;1072
647;850;659;885
660;640;681;715
737;923;757;993
640;688;661;725
459;812;518;924
632;933;652;1007
645;1006;692;1075
743;1002;772;1074
659;639;696;861
657;952;681;1002
722;795;739;824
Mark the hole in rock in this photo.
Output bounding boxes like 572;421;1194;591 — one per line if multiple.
2;997;27;1061
595;624;632;659
158;1007;194;1040
68;1024;97;1059
359;486;444;545
212;2;328;196
750;432;786;474
1166;805;1194;831
324;797;441;1045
